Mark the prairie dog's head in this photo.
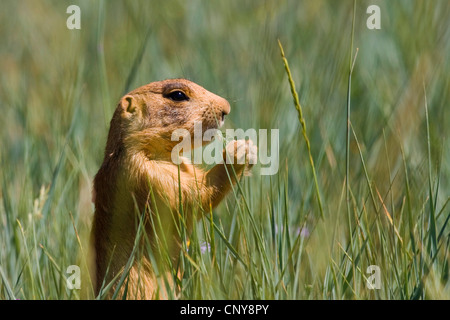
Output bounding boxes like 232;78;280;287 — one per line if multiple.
108;79;230;157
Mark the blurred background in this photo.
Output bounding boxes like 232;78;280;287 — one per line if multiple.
0;0;448;299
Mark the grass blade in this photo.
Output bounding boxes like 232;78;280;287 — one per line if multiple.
277;39;324;219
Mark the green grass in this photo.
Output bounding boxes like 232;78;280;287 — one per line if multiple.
0;0;449;300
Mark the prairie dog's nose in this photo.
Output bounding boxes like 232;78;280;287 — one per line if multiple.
213;95;230;125
221;98;231;115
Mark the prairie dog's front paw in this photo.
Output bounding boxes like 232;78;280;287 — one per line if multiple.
224;140;257;171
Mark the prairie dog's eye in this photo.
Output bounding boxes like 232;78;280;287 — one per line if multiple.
167;90;189;102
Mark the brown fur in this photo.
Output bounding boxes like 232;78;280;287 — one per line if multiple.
91;79;255;299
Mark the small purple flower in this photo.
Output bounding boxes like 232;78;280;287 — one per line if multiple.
200;242;211;254
300;227;310;238
187;241;211;254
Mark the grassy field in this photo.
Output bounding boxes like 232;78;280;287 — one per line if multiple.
0;0;449;300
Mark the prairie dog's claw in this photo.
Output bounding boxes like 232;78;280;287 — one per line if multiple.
225;139;257;169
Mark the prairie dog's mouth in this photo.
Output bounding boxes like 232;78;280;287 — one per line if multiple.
218;111;226;128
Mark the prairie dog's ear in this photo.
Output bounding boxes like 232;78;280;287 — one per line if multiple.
120;95;138;117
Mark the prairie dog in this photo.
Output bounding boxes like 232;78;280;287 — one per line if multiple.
91;79;256;299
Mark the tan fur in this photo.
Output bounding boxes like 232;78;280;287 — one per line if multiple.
91;79;255;299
